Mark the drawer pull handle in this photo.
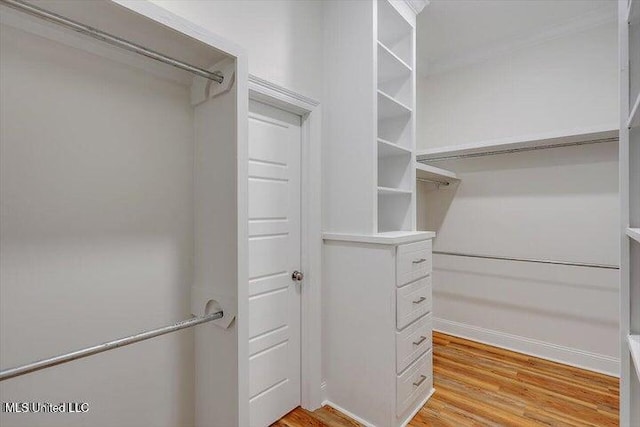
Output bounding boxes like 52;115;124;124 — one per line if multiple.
413;336;427;346
412;258;427;264
412;296;426;304
413;375;427;387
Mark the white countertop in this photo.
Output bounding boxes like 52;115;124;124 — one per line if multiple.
323;230;435;245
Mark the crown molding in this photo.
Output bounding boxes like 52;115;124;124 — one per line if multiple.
403;0;429;15
421;4;616;77
248;74;319;110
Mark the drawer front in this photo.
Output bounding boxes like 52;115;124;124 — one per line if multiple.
396;349;433;416
396;277;432;330
396;313;432;373
397;240;432;287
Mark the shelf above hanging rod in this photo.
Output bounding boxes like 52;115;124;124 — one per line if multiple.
0;0;224;83
415;162;458;188
433;250;619;270
0;311;223;382
417;128;619;162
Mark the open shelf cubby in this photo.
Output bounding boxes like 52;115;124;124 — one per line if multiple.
378;189;412;232
377;0;413;68
377;42;412;107
378;41;411;80
378;137;412;157
378;114;411;148
378;89;411;120
378;153;411;190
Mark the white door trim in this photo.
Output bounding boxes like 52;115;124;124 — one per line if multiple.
247;75;323;412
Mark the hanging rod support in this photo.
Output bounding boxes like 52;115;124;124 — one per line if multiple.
417;137;618;162
433;251;619;270
0;0;224;83
0;311;223;382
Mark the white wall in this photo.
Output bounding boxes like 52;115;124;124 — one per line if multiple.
417;143;620;374
150;0;324;100
0;23;196;427
417;23;618;149
416;23;621;375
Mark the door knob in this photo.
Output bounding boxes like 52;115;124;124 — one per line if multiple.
291;270;304;281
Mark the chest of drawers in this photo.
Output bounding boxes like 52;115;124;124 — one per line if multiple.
323;232;435;427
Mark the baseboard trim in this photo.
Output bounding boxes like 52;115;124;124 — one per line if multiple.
399;388;435;427
321;400;376;427
322;388;435;427
433;317;619;377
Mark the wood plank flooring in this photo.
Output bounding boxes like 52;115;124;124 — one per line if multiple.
273;332;619;427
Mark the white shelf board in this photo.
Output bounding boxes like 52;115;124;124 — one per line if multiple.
627;228;640;243
416;126;619;161
378;90;412;120
378;138;412;158
416;162;458;183
378;186;412;195
629;93;640;129
629;335;640;381
377;41;411;84
323;230;435;245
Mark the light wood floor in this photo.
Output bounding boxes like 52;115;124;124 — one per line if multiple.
273;332;619;427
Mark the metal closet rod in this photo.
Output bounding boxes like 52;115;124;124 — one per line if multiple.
417;137;619;162
417;177;450;186
0;0;224;83
433;251;619;270
0;311;223;382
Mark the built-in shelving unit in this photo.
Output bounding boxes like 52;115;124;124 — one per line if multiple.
323;3;431;426
325;0;420;236
377;0;415;233
619;0;639;423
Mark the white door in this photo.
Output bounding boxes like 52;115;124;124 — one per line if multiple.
248;99;302;426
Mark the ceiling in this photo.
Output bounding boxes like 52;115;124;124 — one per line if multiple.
417;0;617;76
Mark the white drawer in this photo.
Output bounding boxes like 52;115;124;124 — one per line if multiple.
396;277;431;330
396;349;432;416
396;313;432;373
396;240;432;287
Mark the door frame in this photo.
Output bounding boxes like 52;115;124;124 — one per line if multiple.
247;74;323;413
